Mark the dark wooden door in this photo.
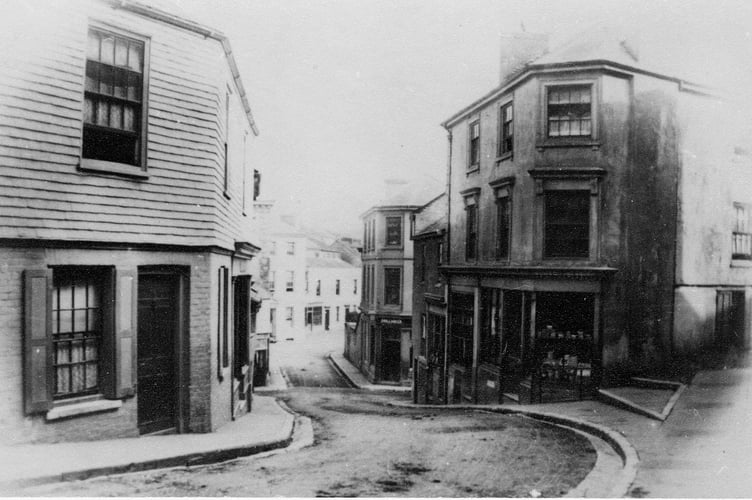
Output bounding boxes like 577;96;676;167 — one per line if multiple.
381;326;401;382
137;274;178;434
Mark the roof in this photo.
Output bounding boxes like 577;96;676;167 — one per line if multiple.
443;15;752;128
362;176;445;218
115;0;258;135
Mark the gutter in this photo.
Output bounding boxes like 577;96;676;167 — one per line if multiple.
116;0;259;136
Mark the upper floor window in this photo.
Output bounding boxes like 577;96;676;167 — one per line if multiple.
384;267;402;306
268;270;275;293
316;280;321;296
469;120;480;169
285;271;294;292
287;242;295;255
733;203;752;260
462;188;480;261
544;190;590;259
285;306;294;326
270;241;277;254
499;102;513;156
353;279;358;295
335;279;340;295
84;28;146;168
491;177;514;260
386;216;402;246
547;85;592;138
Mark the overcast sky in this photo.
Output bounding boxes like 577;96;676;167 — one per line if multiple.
171;0;751;237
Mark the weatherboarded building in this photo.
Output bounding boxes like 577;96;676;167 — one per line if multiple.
0;0;261;443
432;28;752;405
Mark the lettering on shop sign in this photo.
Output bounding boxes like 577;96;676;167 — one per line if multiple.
380;318;403;325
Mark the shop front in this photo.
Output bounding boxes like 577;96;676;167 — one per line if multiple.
444;268;612;405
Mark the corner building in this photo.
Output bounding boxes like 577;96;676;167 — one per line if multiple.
0;0;262;443
438;29;752;404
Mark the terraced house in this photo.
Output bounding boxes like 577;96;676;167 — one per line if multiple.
0;0;262;443
432;28;752;405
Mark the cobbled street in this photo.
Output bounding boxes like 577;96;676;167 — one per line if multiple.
21;330;596;497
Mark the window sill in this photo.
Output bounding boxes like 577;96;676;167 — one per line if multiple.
466;165;480;175
79;159;148;180
496;152;513;163
46;397;122;422
536;139;600;151
731;259;752;268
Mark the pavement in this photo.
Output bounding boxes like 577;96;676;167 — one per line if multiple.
4;339;752;497
0;395;297;494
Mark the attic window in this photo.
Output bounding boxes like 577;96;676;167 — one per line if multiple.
547;85;592;138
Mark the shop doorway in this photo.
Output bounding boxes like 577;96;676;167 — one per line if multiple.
381;326;401;382
137;272;181;434
500;290;529;401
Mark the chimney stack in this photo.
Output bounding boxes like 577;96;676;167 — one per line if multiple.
499;33;549;84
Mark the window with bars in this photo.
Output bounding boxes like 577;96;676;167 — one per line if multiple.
733;203;752;260
547;85;592;138
51;270;103;399
469;120;480;168
84;28;145;166
544;190;590;258
499;102;513;155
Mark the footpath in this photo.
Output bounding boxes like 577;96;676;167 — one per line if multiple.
329;351;752;498
0;395;297;494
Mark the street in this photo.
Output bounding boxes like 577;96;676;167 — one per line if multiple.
21;328;598;497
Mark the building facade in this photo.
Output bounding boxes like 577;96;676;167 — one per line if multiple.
0;0;262;443
431;29;752;405
410;194;448;404
304;243;361;334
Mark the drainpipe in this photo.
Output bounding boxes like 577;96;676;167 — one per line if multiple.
442;129;453;404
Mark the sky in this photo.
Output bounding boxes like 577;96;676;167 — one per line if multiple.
166;0;752;237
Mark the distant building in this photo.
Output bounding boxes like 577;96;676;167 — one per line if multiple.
0;0;262;443
431;26;752;405
347;180;443;385
254;202;361;341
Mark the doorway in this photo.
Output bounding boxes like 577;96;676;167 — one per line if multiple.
381;326;401;382
137;272;182;434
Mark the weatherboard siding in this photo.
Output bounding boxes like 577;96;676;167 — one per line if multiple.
0;0;255;249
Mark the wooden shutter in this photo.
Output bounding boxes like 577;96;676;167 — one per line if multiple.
23;269;53;414
113;269;136;398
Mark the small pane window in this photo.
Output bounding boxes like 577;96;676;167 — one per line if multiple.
547;85;592;138
52;269;103;399
83;28;145;166
499;103;513;155
384;267;402;306
544;190;590;258
733;203;752;260
469;120;480;167
386;216;402;246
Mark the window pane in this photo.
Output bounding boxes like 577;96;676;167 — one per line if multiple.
87;31;100;61
73;283;86;308
56;367;69;395
113;68;127;98
58;310;72;333
96;101;109;126
99;65;113;95
85;62;99;92
56;342;70;363
123;105;135;131
100;35;114;65
59;284;72;309
127;72;142;102
71;363;85;393
88;309;100;331
110;103;123;129
115;38;128;66
128;43;143;72
86;362;98;389
73;309;87;332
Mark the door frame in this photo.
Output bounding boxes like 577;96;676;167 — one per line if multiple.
137;266;190;434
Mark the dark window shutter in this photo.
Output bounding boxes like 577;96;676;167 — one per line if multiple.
113;269;136;398
23;269;53;414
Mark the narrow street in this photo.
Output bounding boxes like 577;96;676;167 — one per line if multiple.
21;328;598;497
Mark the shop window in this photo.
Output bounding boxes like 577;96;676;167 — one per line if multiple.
384;267;402;306
547;85;592;138
83;27;147;171
449;292;474;367
544;190;590;259
498;102;513;156
386;216;402;246
479;288;501;364
468;119;480;169
733;203;752;260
